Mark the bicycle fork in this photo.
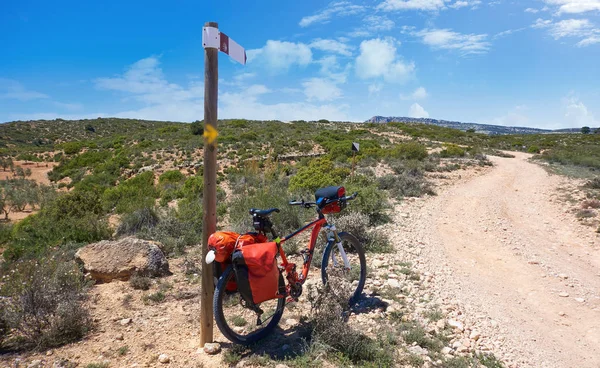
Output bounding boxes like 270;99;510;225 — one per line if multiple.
325;224;351;270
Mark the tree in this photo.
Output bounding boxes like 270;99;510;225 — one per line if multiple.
14;166;25;178
581;126;591;134
190;120;204;136
0;187;11;220
594;128;600;134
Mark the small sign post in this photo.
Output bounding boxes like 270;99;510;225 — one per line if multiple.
351;142;359;179
200;21;246;346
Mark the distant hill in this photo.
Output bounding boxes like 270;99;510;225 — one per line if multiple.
365;116;590;135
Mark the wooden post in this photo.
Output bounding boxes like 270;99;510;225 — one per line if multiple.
200;21;218;346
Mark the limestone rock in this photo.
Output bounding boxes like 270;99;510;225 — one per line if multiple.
75;237;169;282
203;343;221;355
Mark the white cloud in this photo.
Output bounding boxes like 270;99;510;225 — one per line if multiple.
449;1;481;9
309;39;353;56
247;41;312;72
299;1;366;27
494;27;527;39
53;102;84;111
402;86;428;100
95;57;203;104
355;38;415;83
220;85;351;121
525;7;539;13
377;0;449;11
490;106;532;127
564;95;597;127
348;15;396;38
93;56;206;121
364;15;396;31
0;78;49;101
414;29;491;55
368;83;383;96
233;72;256;82
532;18;600;46
409;103;429;118
577;36;600;46
543;0;600;14
302;78;343;101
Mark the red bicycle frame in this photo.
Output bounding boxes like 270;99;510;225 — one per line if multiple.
275;216;327;295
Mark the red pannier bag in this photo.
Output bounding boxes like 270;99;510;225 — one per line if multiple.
208;232;269;292
231;242;284;305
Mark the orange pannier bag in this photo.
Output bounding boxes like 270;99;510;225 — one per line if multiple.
231;242;284;305
208;231;240;262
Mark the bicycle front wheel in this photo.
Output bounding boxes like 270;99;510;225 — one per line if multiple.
213;265;285;345
321;232;367;305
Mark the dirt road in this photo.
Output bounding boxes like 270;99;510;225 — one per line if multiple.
408;152;600;367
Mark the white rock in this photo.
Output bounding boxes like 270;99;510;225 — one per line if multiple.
558;292;569;297
558;311;566;316
115;333;124;341
203;343;221;355
436;319;446;329
575;298;585;303
447;319;464;332
441;347;453;355
469;330;481;341
120;318;132;325
28;361;43;368
558;273;569;279
387;279;401;289
158;353;170;363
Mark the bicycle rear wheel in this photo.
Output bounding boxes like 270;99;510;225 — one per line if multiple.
213;265;285;345
320;232;367;305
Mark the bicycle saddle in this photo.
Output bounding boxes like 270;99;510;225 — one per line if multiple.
249;208;280;217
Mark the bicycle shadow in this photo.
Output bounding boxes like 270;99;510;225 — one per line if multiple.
219;320;314;361
219;293;388;362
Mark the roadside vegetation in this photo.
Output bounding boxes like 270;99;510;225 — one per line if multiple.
0;116;594;366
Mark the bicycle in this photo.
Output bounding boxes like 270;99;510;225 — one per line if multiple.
210;187;367;344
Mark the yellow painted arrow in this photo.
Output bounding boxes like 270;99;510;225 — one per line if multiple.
203;124;218;144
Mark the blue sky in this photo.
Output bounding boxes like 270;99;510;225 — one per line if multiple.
1;0;599;128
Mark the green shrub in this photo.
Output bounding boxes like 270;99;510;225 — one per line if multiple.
334;212;392;253
377;170;435;199
289;158;349;193
344;176;390;225
117;207;159;236
585;178;600;189
307;284;395;365
0;254;92;350
62;142;82;155
440;144;466;158
527;145;541;154
102;171;158;214
130;274;152;290
5;191;111;261
388;142;428;160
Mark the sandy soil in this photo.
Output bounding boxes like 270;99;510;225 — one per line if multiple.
0;161;56;186
406;152;600;367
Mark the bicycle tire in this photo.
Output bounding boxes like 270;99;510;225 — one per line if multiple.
213;264;286;345
321;231;367;304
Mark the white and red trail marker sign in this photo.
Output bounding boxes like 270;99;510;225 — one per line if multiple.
202;25;247;65
200;21;247;347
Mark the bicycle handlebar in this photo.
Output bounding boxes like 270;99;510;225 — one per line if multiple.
288;192;358;209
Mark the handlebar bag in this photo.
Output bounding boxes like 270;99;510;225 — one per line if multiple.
232;242;284;305
315;186;346;214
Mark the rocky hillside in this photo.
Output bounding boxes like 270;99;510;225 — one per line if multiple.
365;116;592;135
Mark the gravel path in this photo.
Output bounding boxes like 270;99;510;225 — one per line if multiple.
390;152;600;368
